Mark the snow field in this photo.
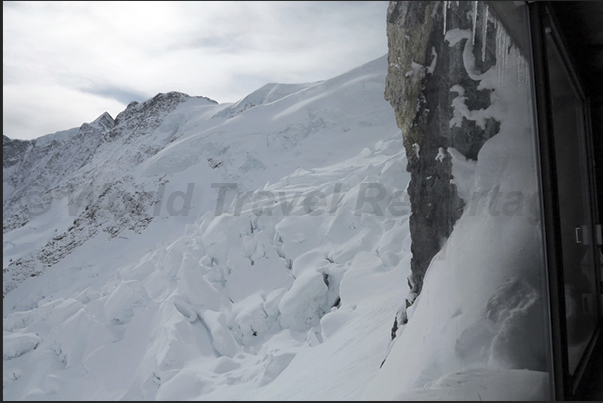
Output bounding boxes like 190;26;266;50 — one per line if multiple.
4;55;418;400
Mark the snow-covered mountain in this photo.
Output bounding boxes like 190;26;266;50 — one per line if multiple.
3;4;553;396
3;55;415;400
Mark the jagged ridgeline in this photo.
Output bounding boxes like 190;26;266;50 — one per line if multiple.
3;92;214;295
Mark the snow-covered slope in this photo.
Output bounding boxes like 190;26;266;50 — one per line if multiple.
3;55;415;400
3;55;396;294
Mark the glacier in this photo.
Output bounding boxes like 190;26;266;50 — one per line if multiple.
4;55;415;400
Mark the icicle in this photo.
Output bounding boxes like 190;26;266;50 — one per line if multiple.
516;48;529;94
481;4;489;62
523;53;530;89
516;48;522;95
472;1;478;45
495;19;504;86
494;19;512;88
503;30;509;84
443;1;448;35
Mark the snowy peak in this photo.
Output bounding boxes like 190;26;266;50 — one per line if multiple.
212;82;315;119
107;92;202;141
80;111;115;133
210;55;388;122
114;91;190;126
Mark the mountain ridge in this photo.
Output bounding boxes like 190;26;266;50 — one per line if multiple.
3;54;395;297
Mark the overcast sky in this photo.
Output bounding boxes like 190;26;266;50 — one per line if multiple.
3;1;389;140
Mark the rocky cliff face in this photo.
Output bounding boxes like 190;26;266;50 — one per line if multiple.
385;1;499;300
377;1;551;381
3;135;30;169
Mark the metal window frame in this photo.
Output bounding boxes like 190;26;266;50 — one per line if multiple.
528;1;602;400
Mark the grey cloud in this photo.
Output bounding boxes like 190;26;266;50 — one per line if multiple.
168;33;248;53
80;84;150;105
3;1;389;140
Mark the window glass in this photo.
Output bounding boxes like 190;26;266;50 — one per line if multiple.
363;2;554;399
545;24;598;377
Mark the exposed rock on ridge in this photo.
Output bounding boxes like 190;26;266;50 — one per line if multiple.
2;92;202;296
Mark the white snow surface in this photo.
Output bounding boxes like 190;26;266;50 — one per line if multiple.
3;55;416;400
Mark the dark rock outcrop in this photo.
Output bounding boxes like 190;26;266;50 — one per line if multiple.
110;92;193;142
385;1;500;297
3;135;31;169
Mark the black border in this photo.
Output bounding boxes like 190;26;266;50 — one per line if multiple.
529;2;602;399
529;2;567;399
